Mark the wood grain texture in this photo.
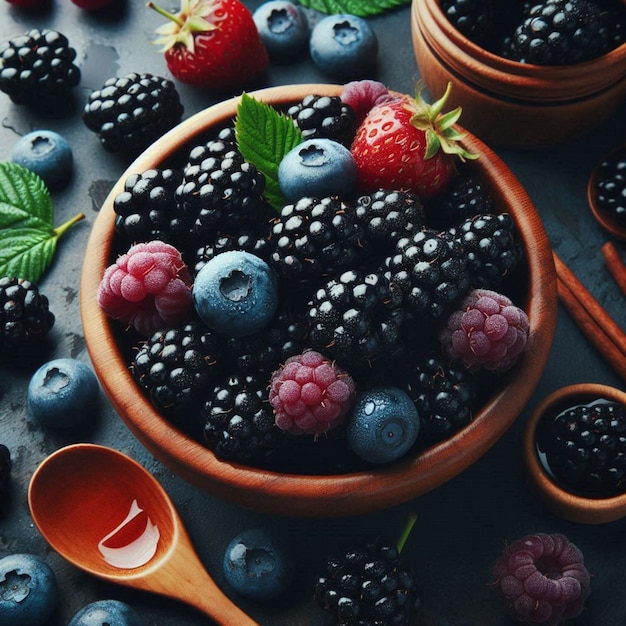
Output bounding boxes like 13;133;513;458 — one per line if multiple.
411;0;626;149
523;385;626;524
80;84;557;518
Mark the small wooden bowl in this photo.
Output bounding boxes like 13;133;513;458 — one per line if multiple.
80;84;557;518
587;144;626;241
523;384;626;524
411;0;626;150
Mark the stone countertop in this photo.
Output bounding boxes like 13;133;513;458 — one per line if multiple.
0;1;625;624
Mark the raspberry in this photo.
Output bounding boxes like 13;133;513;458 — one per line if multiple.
439;288;529;372
492;533;591;624
97;240;192;336
269;350;356;435
340;79;395;125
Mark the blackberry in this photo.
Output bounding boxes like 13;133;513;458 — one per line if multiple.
176;140;273;241
592;144;626;229
398;353;475;447
201;373;284;464
314;536;420;626
440;0;501;51
454;213;523;289
536;398;626;497
307;270;406;370
423;169;493;229
131;321;223;416
0;28;80;114
113;168;188;246
269;196;365;283
354;190;425;261
0;277;55;351
384;229;470;320
0;444;11;517
505;0;614;64
82;72;184;154
287;94;357;147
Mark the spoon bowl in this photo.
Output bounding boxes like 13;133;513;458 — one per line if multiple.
28;443;257;625
523;384;626;524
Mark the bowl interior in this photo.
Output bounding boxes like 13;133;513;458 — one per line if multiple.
80;84;557;517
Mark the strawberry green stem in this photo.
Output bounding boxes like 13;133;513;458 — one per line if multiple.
53;212;85;239
396;511;418;554
147;1;185;27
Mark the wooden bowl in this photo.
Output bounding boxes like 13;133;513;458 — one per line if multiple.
587;143;626;241
80;84;557;518
411;0;626;150
523;384;626;524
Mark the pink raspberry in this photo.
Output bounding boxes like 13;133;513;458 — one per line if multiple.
492;533;591;624
97;240;192;336
269;350;356;436
340;80;396;125
438;288;530;372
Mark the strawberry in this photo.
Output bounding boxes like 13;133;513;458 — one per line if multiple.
350;83;478;198
148;0;268;92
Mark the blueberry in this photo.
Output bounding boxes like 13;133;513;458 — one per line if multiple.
12;130;73;189
223;528;295;600
253;0;309;61
68;599;143;626
278;138;357;202
27;357;100;429
0;553;58;626
309;14;378;79
193;251;279;337
347;386;420;464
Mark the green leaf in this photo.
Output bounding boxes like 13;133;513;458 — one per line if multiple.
297;0;410;16
0;163;85;282
235;93;304;212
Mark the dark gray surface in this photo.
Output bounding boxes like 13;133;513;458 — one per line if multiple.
0;1;625;624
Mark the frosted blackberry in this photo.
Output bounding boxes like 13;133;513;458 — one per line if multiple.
269;196;365;283
314;536;420;626
536;398;626;497
492;533;591;623
455;213;523;289
384;229;470;320
423;168;493;229
287;94;357;147
354;190;425;260
0;277;55;352
131;321;223;416
399;352;475;447
0;28;81;114
505;0;614;64
176;140;273;241
82;72;183;154
307;270;406;370
113;168;188;246
202;373;284;464
0;444;11;517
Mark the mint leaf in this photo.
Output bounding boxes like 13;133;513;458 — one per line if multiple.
0;162;84;282
297;0;410;16
235;92;303;212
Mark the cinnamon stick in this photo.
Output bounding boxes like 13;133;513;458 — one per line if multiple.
553;252;626;383
601;241;626;296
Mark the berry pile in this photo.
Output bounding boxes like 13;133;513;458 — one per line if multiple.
441;0;625;64
98;82;530;473
592;144;626;229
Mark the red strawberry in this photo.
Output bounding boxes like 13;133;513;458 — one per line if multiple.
148;0;268;92
350;83;478;197
71;0;116;8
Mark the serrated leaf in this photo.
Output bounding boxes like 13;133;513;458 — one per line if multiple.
235;93;304;212
297;0;410;16
0;162;53;229
0;228;56;282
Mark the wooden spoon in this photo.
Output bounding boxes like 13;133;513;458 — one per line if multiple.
28;443;258;625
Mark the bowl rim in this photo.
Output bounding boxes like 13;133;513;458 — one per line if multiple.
412;0;626;101
80;83;558;517
523;383;626;524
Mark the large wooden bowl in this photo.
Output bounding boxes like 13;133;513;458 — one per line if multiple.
81;84;557;517
524;384;626;525
412;0;626;149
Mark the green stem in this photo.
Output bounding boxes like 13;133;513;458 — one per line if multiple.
53;212;85;239
147;1;184;27
396;511;418;554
